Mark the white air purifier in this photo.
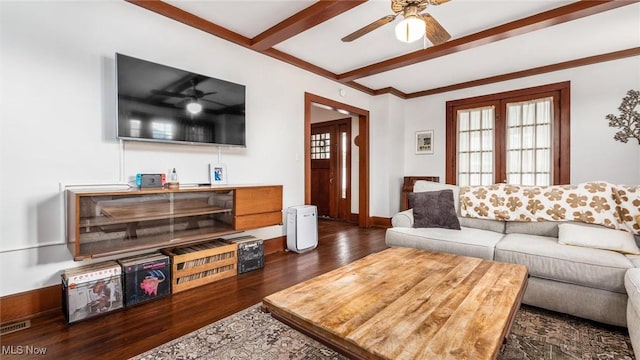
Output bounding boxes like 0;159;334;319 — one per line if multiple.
286;205;318;253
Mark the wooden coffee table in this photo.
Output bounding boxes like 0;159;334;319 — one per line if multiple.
263;247;528;360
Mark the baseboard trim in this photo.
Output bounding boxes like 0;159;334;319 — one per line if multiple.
264;236;285;255
1;284;61;325
370;216;392;228
349;213;359;224
0;236;287;325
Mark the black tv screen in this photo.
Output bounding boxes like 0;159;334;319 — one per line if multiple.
116;53;246;146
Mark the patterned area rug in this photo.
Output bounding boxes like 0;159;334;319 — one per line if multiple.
131;304;634;360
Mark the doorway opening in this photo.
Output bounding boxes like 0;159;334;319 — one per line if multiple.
304;92;370;227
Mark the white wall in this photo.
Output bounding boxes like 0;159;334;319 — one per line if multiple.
370;94;405;217
403;57;640;191
0;1;381;296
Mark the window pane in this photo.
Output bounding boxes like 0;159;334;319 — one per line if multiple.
482;152;492;172
522;103;535;125
482;108;494;129
459;174;469;186
482;130;492;151
505;97;553;186
470;111;480;129
508;127;521;150
459;153;469;172
522;126;534;149
536;149;550;172
522;150;534;172
459;132;469;152
470;153;481;172
469;132;481;151
482;174;493;185
522;174;535;186
459;111;469;131
508;150;521;173
311;132;331;159
470;174;480;186
341;132;347;199
536;124;550;148
536;174;549;185
508;106;520;126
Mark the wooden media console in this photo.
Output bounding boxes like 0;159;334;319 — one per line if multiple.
67;185;282;260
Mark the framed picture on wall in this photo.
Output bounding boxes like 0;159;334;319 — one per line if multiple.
415;130;434;155
209;164;227;185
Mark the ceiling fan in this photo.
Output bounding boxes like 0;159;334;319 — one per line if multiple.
151;79;220;114
342;0;451;45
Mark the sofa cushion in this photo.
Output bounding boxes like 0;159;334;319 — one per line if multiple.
459;217;505;233
505;221;561;237
408;190;460;230
385;226;504;260
615;185;640;234
627;255;640;267
558;223;640;255
626;269;640;312
391;209;414;228
495;233;634;293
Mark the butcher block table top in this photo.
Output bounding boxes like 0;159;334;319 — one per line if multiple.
262;247;528;360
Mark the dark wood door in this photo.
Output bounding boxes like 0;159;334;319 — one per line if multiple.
311;123;336;218
310;119;351;220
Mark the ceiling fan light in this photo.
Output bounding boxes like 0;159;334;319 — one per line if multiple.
186;101;202;114
395;16;425;43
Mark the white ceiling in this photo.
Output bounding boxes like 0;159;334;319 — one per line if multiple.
156;0;639;97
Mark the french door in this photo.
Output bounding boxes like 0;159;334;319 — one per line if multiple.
446;82;570;186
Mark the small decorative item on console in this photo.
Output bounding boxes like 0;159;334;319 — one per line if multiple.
167;168;179;189
210;164;227;185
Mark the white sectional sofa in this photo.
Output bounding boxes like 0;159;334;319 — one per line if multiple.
626;269;640;359
386;181;640;352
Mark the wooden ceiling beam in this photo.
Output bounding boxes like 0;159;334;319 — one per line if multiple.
127;0;637;100
404;47;640;98
338;0;637;82
126;0;252;47
366;47;640;99
251;1;367;51
262;48;338;80
125;1;376;96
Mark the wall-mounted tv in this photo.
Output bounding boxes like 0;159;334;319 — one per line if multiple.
116;53;246;147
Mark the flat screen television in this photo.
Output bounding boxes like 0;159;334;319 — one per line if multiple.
116;53;246;147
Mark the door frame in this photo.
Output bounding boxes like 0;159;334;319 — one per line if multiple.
304;92;370;227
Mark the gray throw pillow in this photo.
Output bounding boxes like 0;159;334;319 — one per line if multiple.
408;189;461;230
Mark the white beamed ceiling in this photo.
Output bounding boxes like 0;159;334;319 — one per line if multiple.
159;0;640;96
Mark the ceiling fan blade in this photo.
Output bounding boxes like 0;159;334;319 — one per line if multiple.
199;91;218;97
151;89;185;98
341;14;397;42
200;98;228;107
421;13;451;45
428;0;451;5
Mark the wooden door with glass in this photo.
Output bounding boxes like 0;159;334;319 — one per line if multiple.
310;119;351;221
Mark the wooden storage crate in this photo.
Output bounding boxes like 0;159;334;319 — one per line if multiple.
162;239;237;293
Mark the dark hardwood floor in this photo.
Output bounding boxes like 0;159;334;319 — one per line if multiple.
1;220;388;359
